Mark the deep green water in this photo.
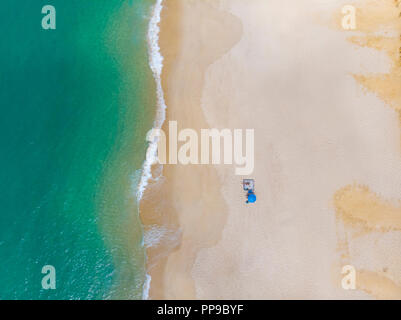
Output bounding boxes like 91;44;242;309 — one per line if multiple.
0;0;155;299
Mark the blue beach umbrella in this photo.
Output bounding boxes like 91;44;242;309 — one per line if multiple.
247;193;256;203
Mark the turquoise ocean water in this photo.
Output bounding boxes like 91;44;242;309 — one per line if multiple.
0;0;156;299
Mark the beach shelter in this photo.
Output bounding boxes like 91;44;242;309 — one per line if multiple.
242;179;254;191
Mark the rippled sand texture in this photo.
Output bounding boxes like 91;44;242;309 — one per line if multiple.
333;0;401;299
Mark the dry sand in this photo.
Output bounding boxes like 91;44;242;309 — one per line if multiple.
140;0;401;299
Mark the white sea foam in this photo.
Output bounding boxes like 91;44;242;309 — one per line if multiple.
137;0;166;203
140;0;166;300
144;224;168;248
142;273;152;300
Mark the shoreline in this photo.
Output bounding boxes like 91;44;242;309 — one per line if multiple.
138;0;166;204
140;0;241;299
139;0;166;299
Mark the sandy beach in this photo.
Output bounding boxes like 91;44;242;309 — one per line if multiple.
141;0;401;299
